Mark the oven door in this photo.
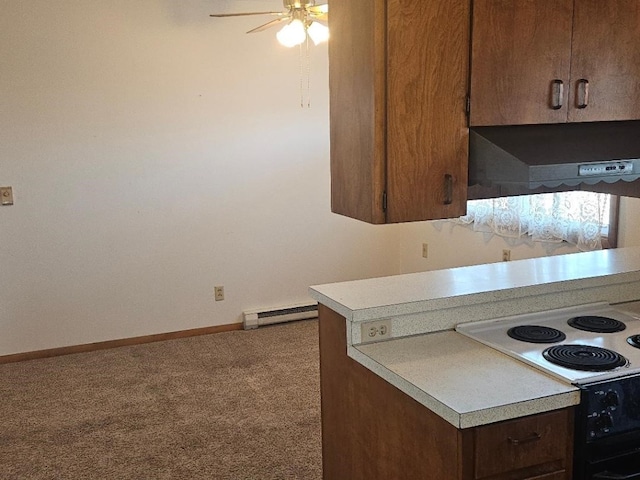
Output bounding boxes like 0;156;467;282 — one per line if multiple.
575;376;640;480
587;449;640;479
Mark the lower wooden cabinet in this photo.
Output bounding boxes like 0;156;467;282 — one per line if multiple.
318;304;574;480
474;410;571;479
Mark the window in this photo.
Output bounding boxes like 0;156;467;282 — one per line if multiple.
456;191;617;251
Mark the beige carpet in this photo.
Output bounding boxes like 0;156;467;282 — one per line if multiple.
0;319;322;480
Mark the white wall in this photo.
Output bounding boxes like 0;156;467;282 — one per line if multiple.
395;221;580;274
1;1;638;356
619;197;640;248
0;0;403;355
395;196;640;274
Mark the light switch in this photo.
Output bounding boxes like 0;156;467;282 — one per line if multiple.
1;186;14;205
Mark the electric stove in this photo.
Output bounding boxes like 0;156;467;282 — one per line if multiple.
455;302;640;385
456;302;640;479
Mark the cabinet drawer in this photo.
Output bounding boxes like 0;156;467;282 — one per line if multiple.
474;410;569;479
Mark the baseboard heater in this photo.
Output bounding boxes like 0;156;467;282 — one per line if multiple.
242;303;318;330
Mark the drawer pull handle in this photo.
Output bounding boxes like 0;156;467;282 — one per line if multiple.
551;79;564;109
508;432;541;446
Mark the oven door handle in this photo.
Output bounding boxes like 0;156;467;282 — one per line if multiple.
593;471;640;480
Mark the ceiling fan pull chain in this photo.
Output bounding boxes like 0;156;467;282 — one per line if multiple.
298;37;311;108
306;35;311;108
299;41;304;108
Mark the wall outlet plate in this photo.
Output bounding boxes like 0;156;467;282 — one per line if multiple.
360;319;392;343
214;286;224;301
0;186;13;205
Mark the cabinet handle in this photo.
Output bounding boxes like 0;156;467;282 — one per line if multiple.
551;79;564;109
508;432;541;446
444;174;453;205
577;79;590;109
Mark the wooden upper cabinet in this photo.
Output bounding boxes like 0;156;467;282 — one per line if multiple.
329;0;470;224
470;0;573;126
329;0;386;224
569;0;640;122
470;0;640;126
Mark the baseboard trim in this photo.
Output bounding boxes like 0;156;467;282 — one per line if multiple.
0;323;243;365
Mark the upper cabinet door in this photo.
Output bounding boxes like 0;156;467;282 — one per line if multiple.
568;0;640;122
385;0;470;222
469;0;573;126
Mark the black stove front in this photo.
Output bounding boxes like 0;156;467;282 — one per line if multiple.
574;375;640;479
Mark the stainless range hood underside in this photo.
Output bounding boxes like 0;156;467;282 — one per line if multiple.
469;121;640;191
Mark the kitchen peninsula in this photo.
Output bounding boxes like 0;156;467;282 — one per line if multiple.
310;247;640;480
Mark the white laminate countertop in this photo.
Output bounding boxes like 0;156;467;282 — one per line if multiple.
312;247;640;429
310;247;640;323
354;331;580;429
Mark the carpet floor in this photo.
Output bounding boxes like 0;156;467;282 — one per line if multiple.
0;319;322;480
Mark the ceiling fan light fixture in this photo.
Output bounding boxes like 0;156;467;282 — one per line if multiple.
306;21;329;45
276;19;306;47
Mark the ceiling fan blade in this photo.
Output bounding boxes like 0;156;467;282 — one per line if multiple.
308;4;328;14
247;17;290;33
209;11;284;18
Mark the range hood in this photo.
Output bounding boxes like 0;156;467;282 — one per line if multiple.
469;121;640;190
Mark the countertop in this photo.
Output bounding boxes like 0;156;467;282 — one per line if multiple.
353;331;580;429
310;247;640;428
310;247;640;326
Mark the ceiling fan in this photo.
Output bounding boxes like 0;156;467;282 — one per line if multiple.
210;0;329;47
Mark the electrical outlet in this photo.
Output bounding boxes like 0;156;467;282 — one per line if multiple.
361;319;392;343
502;249;511;262
214;286;224;301
0;186;13;206
422;243;429;258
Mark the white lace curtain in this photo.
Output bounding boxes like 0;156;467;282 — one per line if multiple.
454;192;610;251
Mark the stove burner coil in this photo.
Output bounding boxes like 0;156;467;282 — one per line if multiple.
542;344;627;372
507;325;566;344
627;335;640;349
567;315;626;333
